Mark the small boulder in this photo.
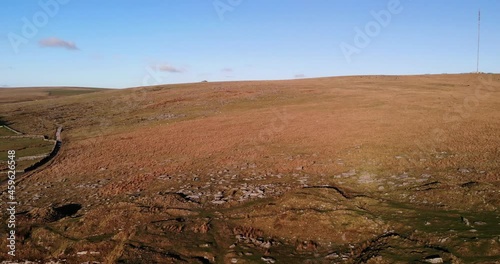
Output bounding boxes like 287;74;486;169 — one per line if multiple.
424;255;443;263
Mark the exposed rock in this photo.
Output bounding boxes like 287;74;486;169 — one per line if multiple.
198;243;212;248
260;241;272;249
424;255;443;263
341;169;357;177
325;252;339;259
461;216;470;226
458;168;470;174
261;256;276;263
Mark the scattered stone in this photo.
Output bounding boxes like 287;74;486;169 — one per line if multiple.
186;195;200;200
438;238;448;243
424;255;443;263
458;168;470;174
261;256;276;263
341;169;356;177
260;241;272;249
325;252;339;259
198;243;211;248
358;172;375;184
461;216;470;226
157;174;171;180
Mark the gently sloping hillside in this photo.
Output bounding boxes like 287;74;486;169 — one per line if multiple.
0;87;107;104
0;74;499;263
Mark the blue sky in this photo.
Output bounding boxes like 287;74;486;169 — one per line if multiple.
1;0;499;88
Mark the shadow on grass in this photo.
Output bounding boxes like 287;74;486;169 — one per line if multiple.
54;203;82;217
0;116;11;126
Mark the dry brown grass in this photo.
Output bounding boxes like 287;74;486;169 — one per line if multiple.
0;87;105;104
0;74;499;263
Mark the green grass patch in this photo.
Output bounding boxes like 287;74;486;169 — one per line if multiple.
0;137;54;170
47;89;101;97
0;138;54;156
86;233;115;243
0;126;17;136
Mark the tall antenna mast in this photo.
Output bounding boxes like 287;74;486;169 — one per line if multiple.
476;10;481;73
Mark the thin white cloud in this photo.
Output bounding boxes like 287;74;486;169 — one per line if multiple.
39;37;79;50
153;64;185;73
294;74;305;78
221;68;233;72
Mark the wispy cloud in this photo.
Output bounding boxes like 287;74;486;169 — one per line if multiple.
294;74;305;78
39;37;79;50
222;68;233;73
153;64;185;73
